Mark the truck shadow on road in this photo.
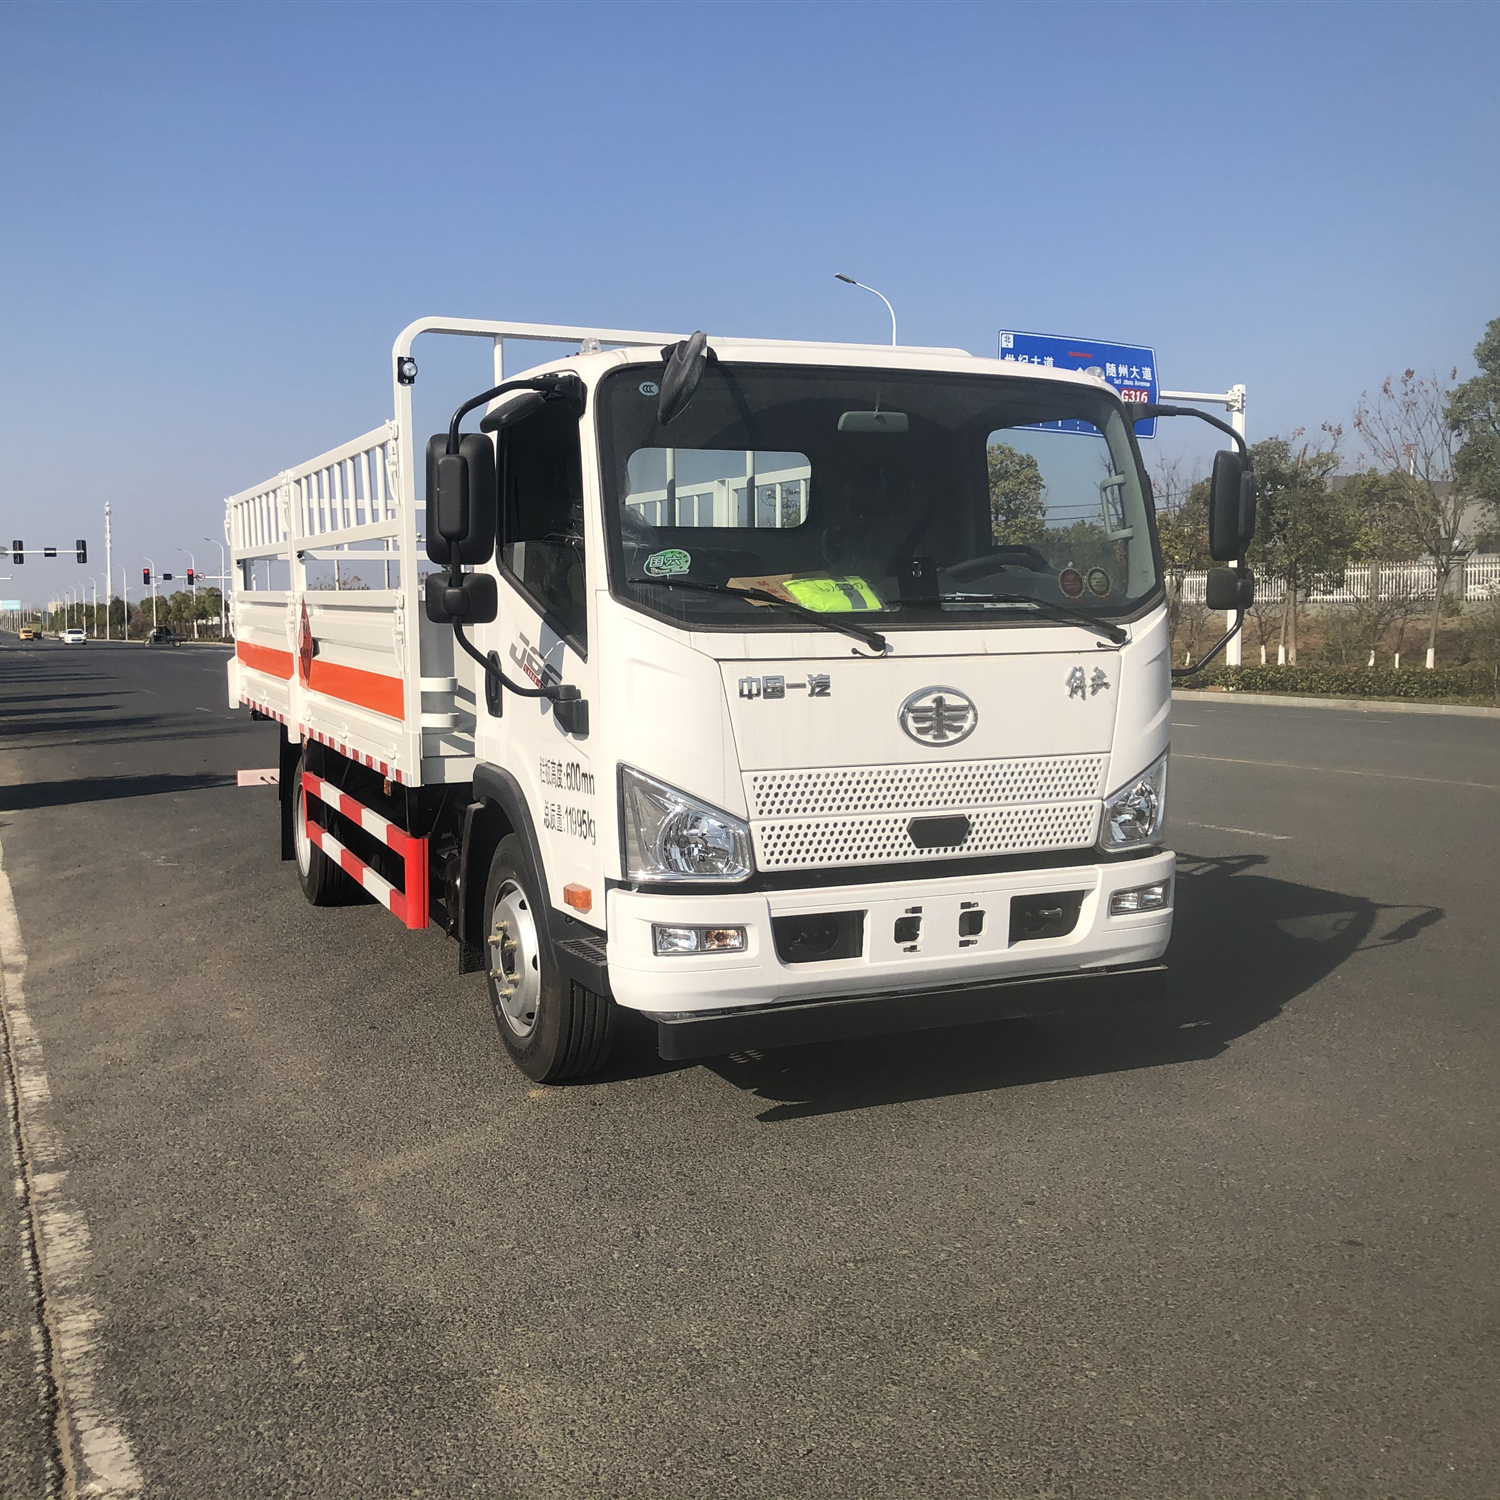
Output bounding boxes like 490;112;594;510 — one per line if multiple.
0;772;237;811
0;690;119;707
668;851;1443;1121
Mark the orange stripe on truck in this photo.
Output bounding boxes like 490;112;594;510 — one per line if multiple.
306;659;405;721
236;640;294;679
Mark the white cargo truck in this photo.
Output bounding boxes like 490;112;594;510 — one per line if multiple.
226;316;1256;1081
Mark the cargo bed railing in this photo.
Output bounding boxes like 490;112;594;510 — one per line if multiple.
230;316;961;786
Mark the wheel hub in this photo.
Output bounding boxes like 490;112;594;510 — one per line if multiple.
294;780;312;876
489;882;541;1038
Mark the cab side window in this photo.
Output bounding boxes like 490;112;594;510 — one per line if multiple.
499;403;587;651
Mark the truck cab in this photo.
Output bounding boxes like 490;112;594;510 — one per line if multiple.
228;319;1251;1083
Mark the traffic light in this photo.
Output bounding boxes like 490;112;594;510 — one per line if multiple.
142;567;151;586
11;540;21;564
186;569;195;586
76;539;87;563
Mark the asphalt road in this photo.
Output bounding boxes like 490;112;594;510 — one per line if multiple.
2;634;1497;1499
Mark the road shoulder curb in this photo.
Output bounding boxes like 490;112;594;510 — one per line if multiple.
1173;688;1500;719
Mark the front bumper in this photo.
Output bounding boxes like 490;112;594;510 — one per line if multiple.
606;849;1174;1051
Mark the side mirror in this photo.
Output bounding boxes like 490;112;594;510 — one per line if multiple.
657;330;709;426
424;570;497;625
425;434;496;566
479;389;547;433
1208;449;1256;561
1205;566;1255;611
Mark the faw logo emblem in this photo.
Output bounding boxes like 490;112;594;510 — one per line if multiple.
898;686;978;746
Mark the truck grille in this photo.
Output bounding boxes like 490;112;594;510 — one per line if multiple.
746;755;1106;818
752;803;1101;870
745;755;1107;872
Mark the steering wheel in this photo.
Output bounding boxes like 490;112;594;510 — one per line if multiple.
946;545;1051;582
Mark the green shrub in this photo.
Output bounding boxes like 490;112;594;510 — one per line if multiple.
1190;663;1500;702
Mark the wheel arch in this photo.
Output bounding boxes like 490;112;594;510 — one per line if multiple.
461;766;549;960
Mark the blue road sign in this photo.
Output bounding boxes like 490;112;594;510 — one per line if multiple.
997;330;1159;439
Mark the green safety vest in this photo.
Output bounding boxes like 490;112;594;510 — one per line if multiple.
781;576;882;613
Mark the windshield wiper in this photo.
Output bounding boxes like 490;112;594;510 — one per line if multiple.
897;594;1127;645
626;577;889;654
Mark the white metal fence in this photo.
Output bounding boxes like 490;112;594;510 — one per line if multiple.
1176;555;1500;606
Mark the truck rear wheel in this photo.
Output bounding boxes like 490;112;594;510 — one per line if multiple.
483;835;614;1083
293;746;359;907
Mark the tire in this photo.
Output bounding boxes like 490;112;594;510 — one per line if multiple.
293;745;360;907
483;835;614;1083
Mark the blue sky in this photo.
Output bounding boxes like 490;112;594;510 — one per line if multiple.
2;2;1496;604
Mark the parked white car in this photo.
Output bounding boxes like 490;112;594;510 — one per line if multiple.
59;628;87;644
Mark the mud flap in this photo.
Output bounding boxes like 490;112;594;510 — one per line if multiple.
278;726;302;860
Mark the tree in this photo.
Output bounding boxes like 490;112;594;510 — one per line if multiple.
1450;316;1500;534
987;442;1045;545
1353;368;1471;665
1147;451;1210;654
1247;433;1355;664
1150;451;1211;572
1337;468;1428;663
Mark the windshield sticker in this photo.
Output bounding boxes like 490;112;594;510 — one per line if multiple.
1058;568;1085;600
638;381;659;396
644;548;691;578
1086;567;1111;599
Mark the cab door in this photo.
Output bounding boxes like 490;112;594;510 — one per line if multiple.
473;400;603;917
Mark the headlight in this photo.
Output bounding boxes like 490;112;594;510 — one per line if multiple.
620;766;754;882
1099;752;1168;851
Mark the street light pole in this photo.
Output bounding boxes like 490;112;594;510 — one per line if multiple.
204;537;228;638
88;579;98;637
834;273;898;345
104;500;113;641
119;564;131;639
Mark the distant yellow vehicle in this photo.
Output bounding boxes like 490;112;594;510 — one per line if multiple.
18;625;38;641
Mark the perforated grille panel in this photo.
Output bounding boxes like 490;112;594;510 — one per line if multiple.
746;755;1106;819
753;803;1101;870
744;754;1107;871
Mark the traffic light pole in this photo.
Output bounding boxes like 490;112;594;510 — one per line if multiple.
104;502;113;641
179;549;198;637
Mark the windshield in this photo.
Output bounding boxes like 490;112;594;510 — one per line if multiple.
599;362;1161;633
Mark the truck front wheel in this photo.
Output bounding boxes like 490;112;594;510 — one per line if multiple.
483;835;614;1083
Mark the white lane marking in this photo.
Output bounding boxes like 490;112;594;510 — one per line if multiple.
1174;752;1500;792
1170;721;1199;727
1179;820;1291;841
194;707;210;713
0;837;143;1496
237;768;279;786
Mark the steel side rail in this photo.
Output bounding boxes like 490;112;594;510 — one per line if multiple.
303;771;428;930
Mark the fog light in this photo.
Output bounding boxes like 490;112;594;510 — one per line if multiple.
1108;880;1171;916
700;927;746;951
653;923;747;956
